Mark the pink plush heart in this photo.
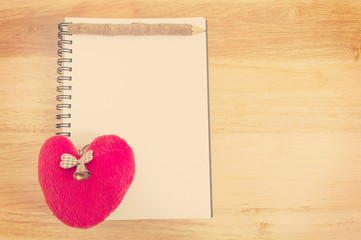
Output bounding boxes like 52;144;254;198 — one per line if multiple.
38;135;135;228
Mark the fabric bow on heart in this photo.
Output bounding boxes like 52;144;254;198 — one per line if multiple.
60;150;93;180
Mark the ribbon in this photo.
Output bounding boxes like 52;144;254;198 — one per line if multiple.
60;150;93;169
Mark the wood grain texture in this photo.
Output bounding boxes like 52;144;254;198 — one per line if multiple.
1;0;361;239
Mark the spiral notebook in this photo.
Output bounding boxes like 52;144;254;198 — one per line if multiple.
56;17;211;220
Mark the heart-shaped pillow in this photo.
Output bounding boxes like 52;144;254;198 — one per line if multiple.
38;135;135;228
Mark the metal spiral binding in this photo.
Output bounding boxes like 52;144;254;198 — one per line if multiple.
56;22;72;137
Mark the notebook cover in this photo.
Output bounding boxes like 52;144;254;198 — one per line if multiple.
61;17;212;220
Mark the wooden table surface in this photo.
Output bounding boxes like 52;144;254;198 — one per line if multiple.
1;0;361;239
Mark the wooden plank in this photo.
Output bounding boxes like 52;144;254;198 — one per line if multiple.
1;0;361;239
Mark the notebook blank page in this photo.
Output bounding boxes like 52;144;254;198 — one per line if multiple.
65;17;211;220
